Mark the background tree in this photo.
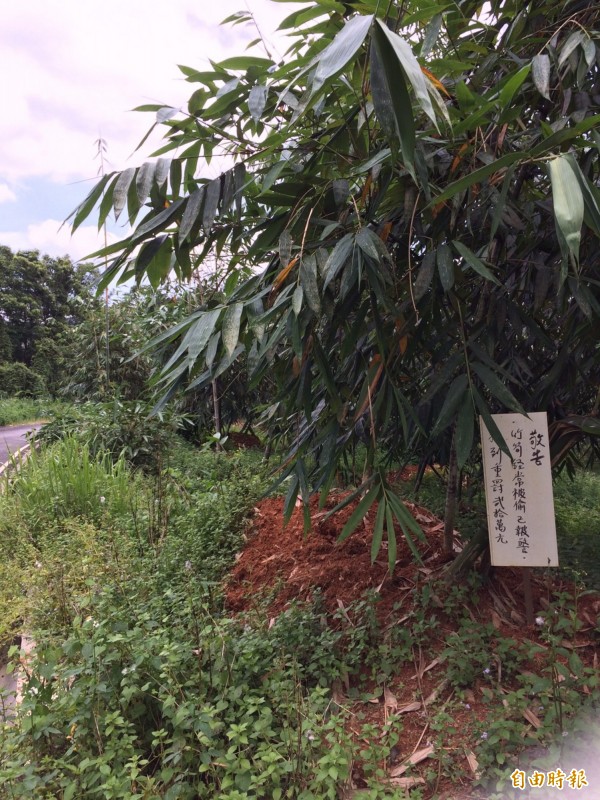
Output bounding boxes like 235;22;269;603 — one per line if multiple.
0;246;92;394
72;0;600;566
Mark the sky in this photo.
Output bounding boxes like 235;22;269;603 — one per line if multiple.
0;0;304;262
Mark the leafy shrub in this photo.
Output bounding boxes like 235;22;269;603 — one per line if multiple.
554;470;600;588
0;362;45;397
33;400;188;472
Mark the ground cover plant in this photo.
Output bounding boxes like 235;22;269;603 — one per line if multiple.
0;436;598;799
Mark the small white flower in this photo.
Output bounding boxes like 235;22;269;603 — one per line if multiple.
184;560;192;571
34;560;42;569
535;616;544;626
464;703;471;710
483;667;491;675
99;496;106;504
305;729;316;741
480;731;488;740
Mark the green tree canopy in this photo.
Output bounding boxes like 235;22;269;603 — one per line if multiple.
0;246;92;393
72;0;600;565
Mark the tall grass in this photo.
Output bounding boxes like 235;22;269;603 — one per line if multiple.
5;436;132;531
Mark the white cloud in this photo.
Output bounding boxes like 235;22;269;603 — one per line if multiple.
0;184;16;204
1;219;120;262
0;0;304;262
0;0;303;183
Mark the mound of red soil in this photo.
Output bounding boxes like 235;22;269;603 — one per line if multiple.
226;492;441;615
226;431;262;449
225;492;584;625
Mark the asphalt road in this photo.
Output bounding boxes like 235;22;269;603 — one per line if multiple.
0;423;42;467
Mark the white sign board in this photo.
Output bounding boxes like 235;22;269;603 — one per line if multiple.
480;412;559;567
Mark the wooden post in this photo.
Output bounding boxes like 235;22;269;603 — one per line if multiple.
522;567;534;626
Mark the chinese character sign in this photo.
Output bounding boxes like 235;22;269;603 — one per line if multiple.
480;412;559;567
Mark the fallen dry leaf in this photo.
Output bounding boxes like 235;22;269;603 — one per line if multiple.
398;701;422;714
390;744;435;777
413;657;440;680
388;776;426;788
522;708;542;729
465;750;480;777
384;687;398;711
424;678;448;706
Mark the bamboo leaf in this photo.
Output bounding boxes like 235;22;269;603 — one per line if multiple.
154;158;171;189
338;483;380;544
248;84;268;123
136;161;156;204
300;255;321;315
421;13;443;58
203;178;221;231
531;54;551;100
283;474;300;525
473;387;511;457
432;374;468;435
187;308;222;364
146;237;173;288
279;230;293;266
205;331;220;368
292;285;303;316
97;174;119;230
414;251;435;300
323;234;354;289
472;363;525;413
371;500;386;563
131;199;184;244
113;168;136;221
371;31;416;176
453;241;500;285
134;236;166;282
375;20;437;128
498;65;530;109
430;152;523;205
386;493;424;563
548;154;584;265
384;503;397;572
70;174;112;233
311;14;373;97
222;302;244;357
455;399;474;469
179;187;205;242
437;243;454;291
558;31;586;68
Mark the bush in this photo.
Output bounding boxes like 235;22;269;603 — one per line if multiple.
0;363;45;397
33;399;188;472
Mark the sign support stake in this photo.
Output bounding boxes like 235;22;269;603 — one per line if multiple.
522;567;534;626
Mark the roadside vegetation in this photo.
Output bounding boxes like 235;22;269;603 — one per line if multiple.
0;397;64;427
0;430;598;799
